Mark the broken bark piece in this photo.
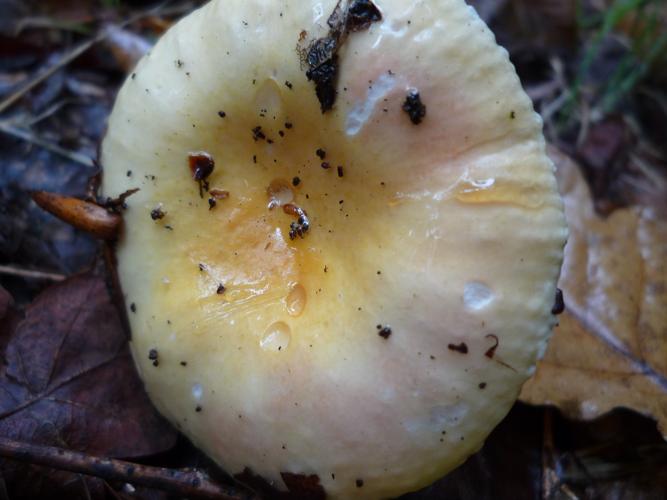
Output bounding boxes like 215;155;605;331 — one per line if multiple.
303;0;383;112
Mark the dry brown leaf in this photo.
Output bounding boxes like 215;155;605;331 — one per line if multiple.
0;273;177;497
520;146;667;436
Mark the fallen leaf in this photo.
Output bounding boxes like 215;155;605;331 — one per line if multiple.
520;146;667;436
0;272;177;496
574;116;667;216
575;116;634;214
0;285;21;353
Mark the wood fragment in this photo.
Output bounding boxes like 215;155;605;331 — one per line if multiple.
0;265;66;282
0;3;179;116
541;408;559;500
32;191;121;240
0;122;95;167
0;437;255;500
0;37;102;116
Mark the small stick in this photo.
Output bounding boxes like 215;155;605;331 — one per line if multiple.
32;191;121;240
541;408;559;499
0;265;66;282
0;122;95;167
0;436;255;500
0;36;102;116
0;1;175;116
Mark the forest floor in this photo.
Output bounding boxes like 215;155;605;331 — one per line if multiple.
0;1;665;498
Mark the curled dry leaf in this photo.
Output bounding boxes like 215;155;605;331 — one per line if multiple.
32;191;121;240
0;273;177;495
520;147;667;436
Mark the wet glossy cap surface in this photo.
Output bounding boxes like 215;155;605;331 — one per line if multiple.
101;1;568;498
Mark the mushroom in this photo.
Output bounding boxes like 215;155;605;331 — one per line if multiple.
101;0;567;498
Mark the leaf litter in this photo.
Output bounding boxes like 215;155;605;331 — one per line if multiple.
1;0;667;498
521;146;667;435
0;273;177;495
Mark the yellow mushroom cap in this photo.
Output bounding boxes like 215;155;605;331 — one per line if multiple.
101;0;568;498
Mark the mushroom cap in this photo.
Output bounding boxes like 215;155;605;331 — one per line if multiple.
101;0;567;498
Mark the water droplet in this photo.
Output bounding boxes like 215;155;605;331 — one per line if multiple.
192;383;203;401
286;284;307;316
430;403;468;427
454;177;495;202
260;321;291;351
581;401;599;419
463;282;494;311
345;73;395;136
254;78;283;119
454;176;543;208
267;179;293;209
313;3;324;22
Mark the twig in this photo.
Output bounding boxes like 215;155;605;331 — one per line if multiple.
79;473;93;500
559;483;580;500
575;100;592;149
541;91;571;125
0;122;95;167
0;1;174;116
0;436;256;500
541;408;559;500
0;34;104;116
0;469;8;500
24;99;73;127
526;80;562;102
11;16;95;37
0;265;66;282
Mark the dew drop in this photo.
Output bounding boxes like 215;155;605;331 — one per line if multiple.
581;401;599;419
260;321;291;351
431;403;468;427
286;284;307;317
267;179;294;209
313;2;324;22
345;73;395;136
454;176;543;208
254;78;284;118
192;383;203;401
463;282;494;311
